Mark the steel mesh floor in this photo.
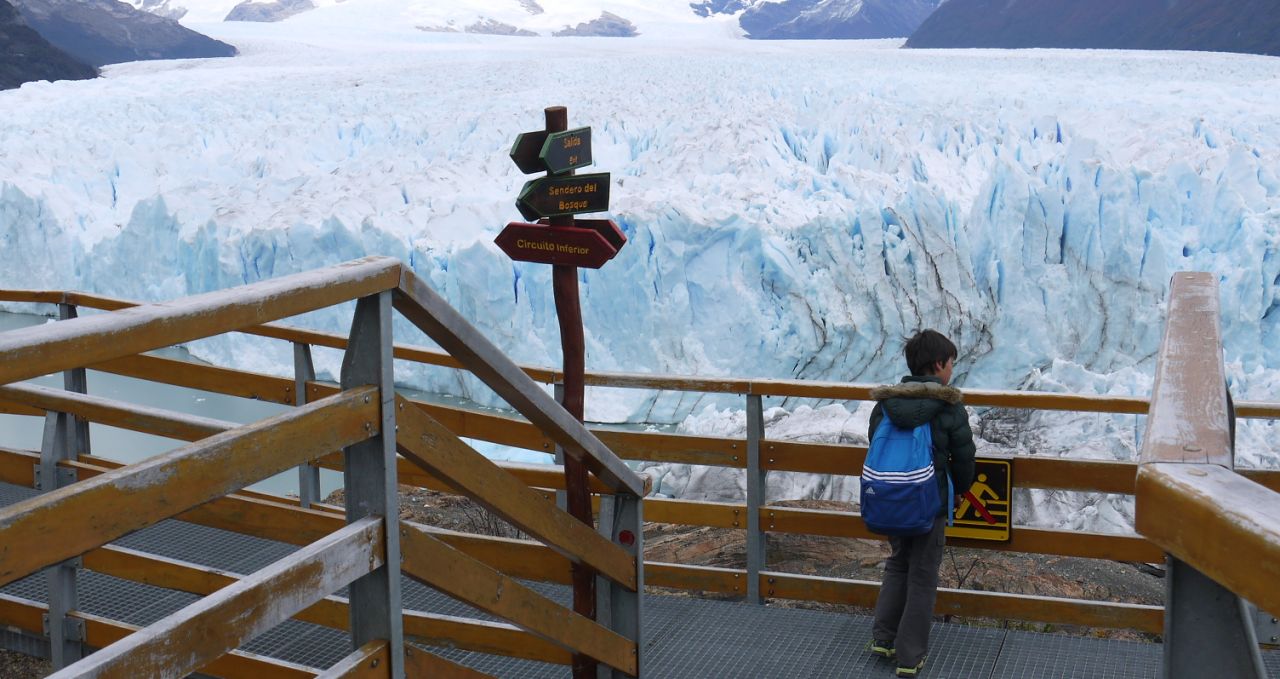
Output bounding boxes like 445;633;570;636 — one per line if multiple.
1;480;1278;678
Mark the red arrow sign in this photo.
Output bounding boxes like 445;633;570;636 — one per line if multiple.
495;222;618;269
538;218;626;253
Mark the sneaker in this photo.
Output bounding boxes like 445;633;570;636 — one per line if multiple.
868;639;895;659
895;658;925;677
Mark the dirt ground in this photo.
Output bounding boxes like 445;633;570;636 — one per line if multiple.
645;498;1164;641
0;651;49;679
375;488;1165;641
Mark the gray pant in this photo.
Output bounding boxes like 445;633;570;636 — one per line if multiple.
871;516;946;666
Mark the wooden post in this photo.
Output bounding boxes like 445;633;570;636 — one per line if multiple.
547;104;599;679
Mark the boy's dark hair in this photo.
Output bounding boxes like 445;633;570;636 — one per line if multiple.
904;329;957;377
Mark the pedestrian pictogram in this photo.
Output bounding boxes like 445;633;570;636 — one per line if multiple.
946;458;1012;541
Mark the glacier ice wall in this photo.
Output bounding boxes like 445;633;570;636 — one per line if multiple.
1;36;1279;516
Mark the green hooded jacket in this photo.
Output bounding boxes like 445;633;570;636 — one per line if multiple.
867;375;977;516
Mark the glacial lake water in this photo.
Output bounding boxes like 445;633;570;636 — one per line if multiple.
0;310;335;498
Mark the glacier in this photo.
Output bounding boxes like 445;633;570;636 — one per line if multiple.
1;20;1278;533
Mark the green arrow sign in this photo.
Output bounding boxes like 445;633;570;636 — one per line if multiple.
540;127;592;174
510;130;550;174
517;173;610;221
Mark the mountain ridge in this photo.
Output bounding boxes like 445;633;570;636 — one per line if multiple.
0;0;97;90
12;0;237;67
734;0;942;40
906;0;1280;57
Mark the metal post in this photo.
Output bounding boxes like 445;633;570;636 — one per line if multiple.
39;410;83;667
745;394;766;604
294;342;322;508
1247;601;1280;647
598;492;644;679
595;496;616;650
58;304;91;460
1160;382;1264;677
340;292;404;678
1163;556;1265;678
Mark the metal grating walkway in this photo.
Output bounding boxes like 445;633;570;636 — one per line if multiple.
1;481;1277;678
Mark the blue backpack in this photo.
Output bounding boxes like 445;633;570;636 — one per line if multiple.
861;416;947;536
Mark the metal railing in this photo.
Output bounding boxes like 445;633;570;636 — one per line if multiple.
1;264;1278;675
0;257;646;677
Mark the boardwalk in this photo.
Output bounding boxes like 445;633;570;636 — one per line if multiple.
0;482;1276;678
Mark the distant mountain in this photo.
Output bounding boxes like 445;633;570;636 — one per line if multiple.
906;0;1280;57
1;0;97;90
130;0;186;21
225;0;313;23
133;0;939;41
696;0;943;39
553;10;637;37
11;0;237;67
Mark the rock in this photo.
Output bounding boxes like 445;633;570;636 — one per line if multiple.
225;0;314;23
553;11;638;38
466;18;537;37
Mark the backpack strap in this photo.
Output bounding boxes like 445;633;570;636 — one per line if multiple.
946;472;954;527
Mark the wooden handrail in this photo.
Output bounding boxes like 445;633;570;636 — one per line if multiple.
32;450;1167;638
638;562;1164;632
1135;271;1280;618
642;499;1164;562
400;522;637;676
319;641;390;679
403;645;495;679
23;352;1280;494
52;517;385;678
0;387;377;587
0;257;401;387
80;545;573;666
10;286;1279;419
0;382;233;441
0;376;1273;599
6;266;1280;647
0;594;319;678
395;396;637;590
0;446;1164;568
1139;272;1233;468
393;268;643;497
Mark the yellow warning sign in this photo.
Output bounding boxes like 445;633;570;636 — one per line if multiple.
945;458;1012;541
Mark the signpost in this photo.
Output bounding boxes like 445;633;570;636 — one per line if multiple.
516;173;611;221
494;222;617;269
509;126;593;175
542;127;593;174
497;106;626;679
946;458;1012;542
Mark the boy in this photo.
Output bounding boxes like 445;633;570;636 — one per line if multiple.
866;329;976;677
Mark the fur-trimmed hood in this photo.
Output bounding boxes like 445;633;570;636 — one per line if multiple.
869;380;963;405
